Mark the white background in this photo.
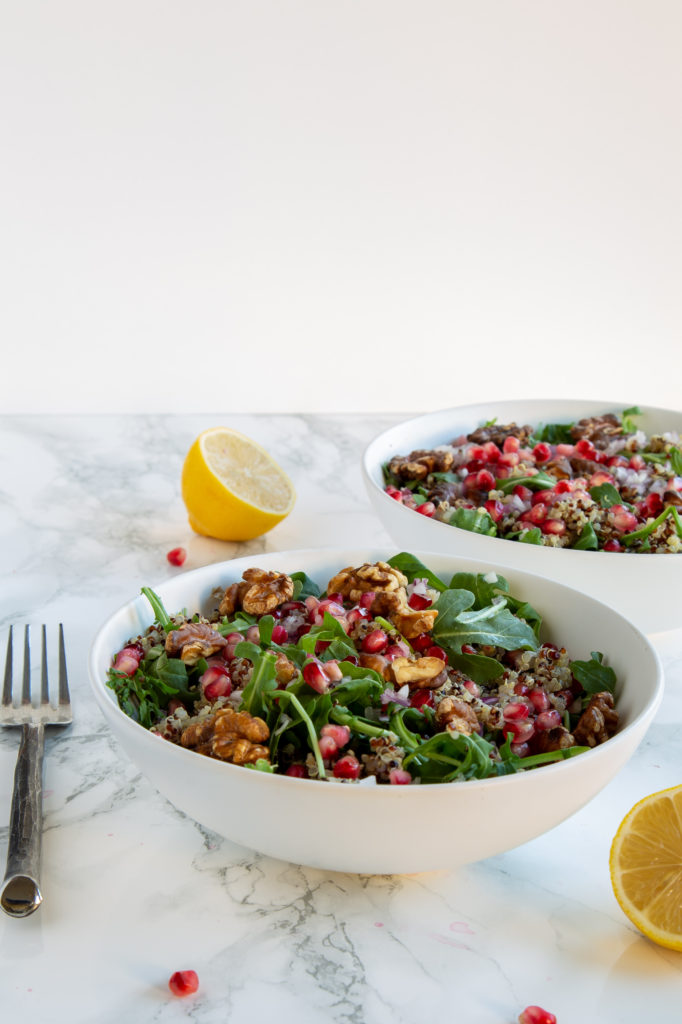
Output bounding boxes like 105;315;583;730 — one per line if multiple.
1;1;681;415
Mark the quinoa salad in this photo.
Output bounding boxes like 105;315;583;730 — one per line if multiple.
106;554;619;784
383;408;682;553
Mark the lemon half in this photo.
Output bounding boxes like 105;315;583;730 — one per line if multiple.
181;427;296;541
609;784;682;951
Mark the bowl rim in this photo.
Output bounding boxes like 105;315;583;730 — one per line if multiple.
88;546;664;798
361;399;682;562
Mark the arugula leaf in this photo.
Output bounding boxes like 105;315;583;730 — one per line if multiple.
444;507;497;536
245;759;275;773
670;447;682;476
574;522;599;550
448;650;505;683
495;472;556;494
570;651;617;694
290;572;321;600
589;483;625;509
530;422;574;445
387;552;447;592
239;649;279;719
403;731;499;782
431;589;538;654
518;527;543;545
448;571;509;608
621;505;682;545
621;406;642;433
141;587;172;630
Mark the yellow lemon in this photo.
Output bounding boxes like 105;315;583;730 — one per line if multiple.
181;427;296;541
609;784;682;951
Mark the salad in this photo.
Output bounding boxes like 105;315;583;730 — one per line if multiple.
383;408;682;553
106;554;619;784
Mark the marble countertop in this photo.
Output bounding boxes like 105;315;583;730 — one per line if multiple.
1;414;681;1024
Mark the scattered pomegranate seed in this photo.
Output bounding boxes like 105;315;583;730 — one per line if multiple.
484;499;505;522
168;970;199;997
555;442;574;456
527;503;548;524
513;484;533;502
408;592;432;610
629;454;645;470
302;658;330;694
463;679;480;697
528;688;550;713
200;665;232;700
603;538;622;552
498;451;520;468
513;682;530;696
271;624;288;644
503;435;521;453
575;438;596;459
469;445;486;461
359;591;376;609
285;763;307;777
461;644;476;655
482;441;501;461
166;547;187;567
412;632;434;652
535;709;562;731
532;442;552;463
321;723;351;748
425;645;448;663
588;471;615;488
319;734;340;758
531;489;554;506
609;507;638;532
553;479;572;494
385;485;403;502
333;755;361;780
504;719;535;744
112;645;143;676
362;629;389;654
389;768;412;784
503;701;530;722
541;518;566;535
476;469;496;492
518;1006;557;1024
409;689;434;709
416;501;436;517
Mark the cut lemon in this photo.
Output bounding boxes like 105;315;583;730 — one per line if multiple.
609;784;682;951
181;427;296;541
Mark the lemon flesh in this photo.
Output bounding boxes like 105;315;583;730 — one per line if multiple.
609;784;682;951
181;427;296;541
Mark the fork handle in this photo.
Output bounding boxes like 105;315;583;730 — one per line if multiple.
1;722;45;917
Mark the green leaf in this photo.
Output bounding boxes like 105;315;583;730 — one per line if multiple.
387;552;447;592
431;589;538;654
239;649;279;719
244;758;275;773
670;447;682;476
290;571;321;600
495;472;556;494
530;422;574;445
574;522;599;550
257;615;275;645
140;587;172;630
445;507;497;536
448;571;509;608
621;406;642;433
518;527;543;545
570;651;617;694
589;483;624;508
447;651;505;683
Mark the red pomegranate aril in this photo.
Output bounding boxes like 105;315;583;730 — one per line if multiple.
504;719;535;744
518;1005;557;1024
412;632;433;652
426;645;448;663
588;470;615;488
528;688;550;713
465;458;485;474
166;547;187;567
461;644;476;655
389;768;412;785
575;438;597;458
629;454;645;470
503;701;530;722
535;709;562;731
385;485;403;502
408;591;432;610
410;689;434;709
463;679;480;697
271;624;288;644
527;503;548;524
511;741;531;757
359;591;376;609
321;723;351;748
484;499;504;522
497;452;520;468
476;469;496;492
416;501;436;517
285;763;307;778
315;639;331;655
503;435;521;453
347;607;371;626
225;629;245;642
333;755;361;780
362;629;388;654
201;665;232;700
607;455;629;468
384;643;409;662
513;682;530;696
532;442;552;463
556;442;575;456
302;658;330;694
113;645;143;677
643;492;664;516
318;734;339;759
610;507;638;532
513;484;533;503
531;489;554;506
541;518;566;535
469;445;486;461
168;971;199;998
603;539;622;552
482;441;501;462
553;479;572;494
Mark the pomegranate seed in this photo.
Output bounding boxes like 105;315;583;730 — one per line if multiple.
410;689;434;709
498;452;520;468
482;441;501;462
315;639;331;655
541;518;566;535
200;665;232;700
167;698;186;714
575;438;596;459
416;501;436;517
319;734;340;758
302;659;330;694
518;1006;557;1024
476;469;496;491
322;660;344;682
469;445;486;461
321;723;351;748
168;971;199;997
532;442;552;463
607;455;629;468
511;741;531;757
643;492;664;516
555;442;575;456
553;479;572;494
504;719;535;744
528;688;550;713
389;768;412;784
362;629;388;654
610;507;638;532
359;591;376;609
513;682;530;696
629;454;645;470
484;499;504;522
385;642;409;661
603;538;622;551
527;503;548;524
408;592;432;610
531;489;554;506
166;547;187;567
285;763;307;777
513;484;533;503
385;485;403;502
347;607;371;626
333;755;361;780
588;471;615;488
412;633;433;652
465;458;485;474
461;644;476;655
535;709;562;731
271;624;288;644
463;679;480;697
503;701;530;722
503;436;521;453
425;645;448;663
113;645;143;677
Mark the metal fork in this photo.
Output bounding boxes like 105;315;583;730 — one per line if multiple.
0;625;72;917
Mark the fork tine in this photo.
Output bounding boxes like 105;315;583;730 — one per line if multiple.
40;625;49;705
58;624;70;705
2;626;12;706
21;626;31;705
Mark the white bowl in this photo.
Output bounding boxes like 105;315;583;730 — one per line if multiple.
362;400;682;636
88;548;663;875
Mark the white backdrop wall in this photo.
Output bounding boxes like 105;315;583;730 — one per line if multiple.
1;1;681;415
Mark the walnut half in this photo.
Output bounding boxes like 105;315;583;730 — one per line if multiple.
180;707;270;765
165;623;227;665
219;568;294;617
573;692;618;747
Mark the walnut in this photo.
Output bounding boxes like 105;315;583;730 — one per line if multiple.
466;422;533;447
390;655;446;689
165;623;227;665
219;568;294;617
570;414;623;444
389;603;438;640
274;652;297;685
326;561;439;640
435;697;480;736
388;449;454;482
180;707;270;764
573;692;618;747
532;725;576;753
358;652;392;681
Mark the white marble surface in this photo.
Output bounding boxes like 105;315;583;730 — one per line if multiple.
1;413;681;1024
